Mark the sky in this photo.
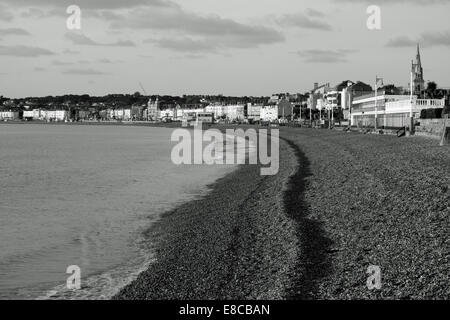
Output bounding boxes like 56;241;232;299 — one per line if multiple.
0;0;450;98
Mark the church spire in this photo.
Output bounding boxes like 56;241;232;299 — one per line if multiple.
412;44;425;96
416;43;421;66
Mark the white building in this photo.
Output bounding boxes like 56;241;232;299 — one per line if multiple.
205;105;226;119
39;110;68;121
158;108;175;120
176;108;204;120
324;90;339;110
247;103;262;121
260;105;278;122
307;83;331;111
113;109;131;121
224;105;245;121
147;98;160;121
351;92;445;128
23;110;34;119
0;111;19;120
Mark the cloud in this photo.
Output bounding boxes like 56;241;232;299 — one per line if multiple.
51;60;74;66
65;32;136;47
97;58;123;63
421;31;450;46
2;0;166;9
62;68;108;75
294;49;357;63
108;5;284;49
0;28;31;36
63;49;80;55
20;7;66;18
277;11;332;31
386;31;450;47
10;0;283;51
184;54;205;60
145;30;283;53
386;36;417;47
305;8;326;18
170;53;206;60
335;0;450;4
0;45;55;57
145;37;216;53
0;4;13;21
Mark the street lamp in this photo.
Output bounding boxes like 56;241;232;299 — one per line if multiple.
375;76;383;131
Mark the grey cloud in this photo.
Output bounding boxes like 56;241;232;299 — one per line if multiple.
3;0;168;9
63;49;80;54
277;12;332;31
62;68;108;75
52;60;74;66
170;54;206;60
20;7;65;18
0;28;31;36
305;8;326;18
421;31;450;46
295;49;357;63
335;0;449;4
109;6;284;49
97;58;123;63
0;4;14;21
184;54;205;60
0;45;55;57
145;37;216;53
65;33;136;47
386;36;417;47
386;31;450;47
20;8;47;18
145;31;283;53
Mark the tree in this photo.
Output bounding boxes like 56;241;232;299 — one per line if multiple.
426;81;438;99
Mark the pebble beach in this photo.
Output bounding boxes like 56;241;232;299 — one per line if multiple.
114;126;450;300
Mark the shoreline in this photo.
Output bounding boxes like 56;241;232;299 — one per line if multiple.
113;130;301;299
3;122;447;299
114;127;449;300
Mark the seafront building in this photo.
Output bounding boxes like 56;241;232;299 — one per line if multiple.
204;104;227;119
20;109;68;121
147;98;159;121
224;105;245;121
307;82;330;111
260;105;278;122
351;92;446;128
246;103;261;122
0;111;19;121
349;44;448;128
1;44;447;127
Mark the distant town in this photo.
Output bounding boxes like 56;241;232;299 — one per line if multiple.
1;45;449;129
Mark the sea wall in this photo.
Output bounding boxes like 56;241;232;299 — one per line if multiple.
415;118;450;140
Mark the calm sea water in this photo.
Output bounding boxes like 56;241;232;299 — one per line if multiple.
0;124;238;299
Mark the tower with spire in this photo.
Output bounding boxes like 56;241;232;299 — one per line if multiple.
411;44;425;96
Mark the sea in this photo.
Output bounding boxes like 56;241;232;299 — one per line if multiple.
0;123;242;299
